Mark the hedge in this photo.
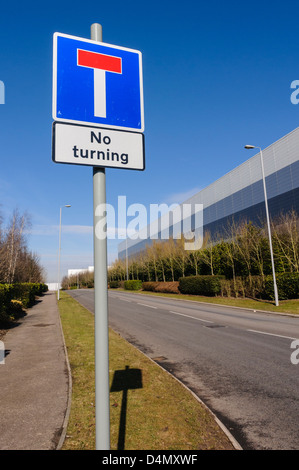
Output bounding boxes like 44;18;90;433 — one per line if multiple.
262;273;299;300
125;274;299;300
142;282;160;292
0;282;48;325
109;280;120;288
219;274;299;300
178;275;225;296
124;280;143;291
142;282;180;294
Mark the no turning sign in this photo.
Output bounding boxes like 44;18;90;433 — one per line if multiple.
52;32;145;170
52;32;144;132
52;122;145;170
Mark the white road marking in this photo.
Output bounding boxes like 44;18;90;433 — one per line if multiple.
138;303;157;309
169;311;214;323
109;294;131;302
247;329;298;341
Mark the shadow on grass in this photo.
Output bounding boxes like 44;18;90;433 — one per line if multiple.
110;365;143;450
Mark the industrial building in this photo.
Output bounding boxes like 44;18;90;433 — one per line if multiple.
68;266;94;277
118;126;299;260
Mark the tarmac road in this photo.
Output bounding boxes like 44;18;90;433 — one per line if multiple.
68;288;299;450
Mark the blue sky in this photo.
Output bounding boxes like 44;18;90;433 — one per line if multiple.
1;0;299;282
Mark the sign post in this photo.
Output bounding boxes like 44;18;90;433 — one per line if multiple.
52;23;144;450
91;23;110;451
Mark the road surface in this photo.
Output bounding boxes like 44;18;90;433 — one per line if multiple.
68;288;299;450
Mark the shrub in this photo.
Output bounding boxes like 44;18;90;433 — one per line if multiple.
179;275;225;296
0;310;10;326
0;286;9;324
8;300;24;319
23;286;36;307
143;281;180;294
242;276;265;299
109;281;120;288
29;283;43;297
142;282;160;292
262;273;299;300
220;278;246;298
0;282;47;326
124;280;143;291
11;283;35;308
155;282;180;294
0;284;13;308
220;279;232;297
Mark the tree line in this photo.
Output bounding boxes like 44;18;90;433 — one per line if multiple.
61;269;94;290
107;210;299;286
0;208;45;284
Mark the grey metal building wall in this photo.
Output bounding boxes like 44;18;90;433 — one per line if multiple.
119;126;299;259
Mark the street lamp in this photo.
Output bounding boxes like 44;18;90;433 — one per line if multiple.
244;145;279;306
125;237;129;281
57;204;71;300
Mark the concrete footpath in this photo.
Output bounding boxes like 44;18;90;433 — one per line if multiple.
0;292;70;450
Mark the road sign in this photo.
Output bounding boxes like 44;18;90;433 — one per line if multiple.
52;32;144;132
52;122;145;170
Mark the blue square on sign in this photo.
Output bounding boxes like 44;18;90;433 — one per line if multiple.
53;33;144;132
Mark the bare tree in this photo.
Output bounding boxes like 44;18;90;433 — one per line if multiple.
200;231;216;275
188;241;203;276
163;238;177;282
246;222;266;280
146;244;158;281
272;210;299;273
222;219;241;293
139;246;152;281
14;250;45;283
153;241;166;282
173;236;189;278
0;210;31;283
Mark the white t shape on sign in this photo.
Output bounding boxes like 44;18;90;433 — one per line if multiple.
77;48;122;118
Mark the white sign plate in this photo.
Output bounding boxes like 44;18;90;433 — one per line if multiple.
52;122;145;170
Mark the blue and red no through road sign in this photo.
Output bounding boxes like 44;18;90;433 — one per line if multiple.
52;33;144;132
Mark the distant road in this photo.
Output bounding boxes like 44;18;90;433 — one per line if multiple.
68;288;299;450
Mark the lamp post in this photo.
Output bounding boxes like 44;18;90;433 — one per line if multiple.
57;204;71;300
125;237;129;280
244;145;279;306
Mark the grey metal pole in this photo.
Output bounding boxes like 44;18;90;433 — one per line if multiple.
57;205;71;300
259;148;279;307
91;22;110;450
57;207;62;300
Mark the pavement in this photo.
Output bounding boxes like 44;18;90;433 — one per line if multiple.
0;291;71;450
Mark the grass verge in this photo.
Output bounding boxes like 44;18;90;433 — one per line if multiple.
113;288;299;315
58;291;235;450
